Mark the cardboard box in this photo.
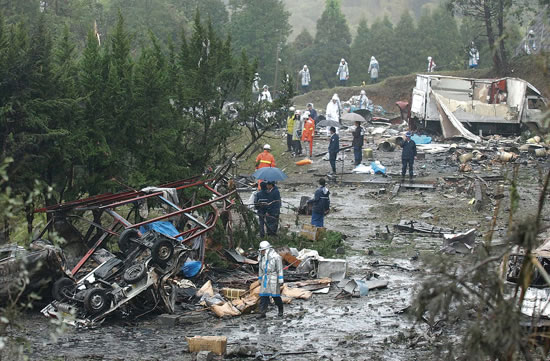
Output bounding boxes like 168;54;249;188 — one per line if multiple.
221;288;246;300
186;336;227;355
300;224;326;241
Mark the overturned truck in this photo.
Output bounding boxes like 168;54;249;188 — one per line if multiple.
35;176;235;326
411;74;548;139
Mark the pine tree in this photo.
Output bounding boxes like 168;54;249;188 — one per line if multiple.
368;16;394;80
351;18;370;85
229;0;290;86
310;0;352;89
392;11;419;76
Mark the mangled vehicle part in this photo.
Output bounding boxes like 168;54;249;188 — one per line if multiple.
35;175;235;326
411;74;548;137
41;231;189;326
0;240;71;303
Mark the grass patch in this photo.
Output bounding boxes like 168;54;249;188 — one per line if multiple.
268;228;345;259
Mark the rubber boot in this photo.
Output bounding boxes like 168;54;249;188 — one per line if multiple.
278;305;284;318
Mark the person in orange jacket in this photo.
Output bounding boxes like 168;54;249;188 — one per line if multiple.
255;144;276;169
255;144;276;189
301;111;315;158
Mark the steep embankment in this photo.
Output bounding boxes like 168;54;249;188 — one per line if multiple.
293;56;550;112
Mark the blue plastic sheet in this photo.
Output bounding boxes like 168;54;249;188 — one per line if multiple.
411;134;432;144
139;221;183;241
181;261;202;278
370;161;386;175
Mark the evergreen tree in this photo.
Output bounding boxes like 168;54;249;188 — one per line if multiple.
351;18;370;85
430;7;463;71
229;0;290;86
367;16;394;80
180;0;229;33
310;0;352;89
392;11;418;76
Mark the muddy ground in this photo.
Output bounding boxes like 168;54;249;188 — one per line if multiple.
7;129;550;361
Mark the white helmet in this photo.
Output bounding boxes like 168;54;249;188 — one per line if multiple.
263;144;271;150
303;64;308;69
289;106;296;112
259;240;271;250
360;90;366;95
263;84;269;89
529;29;534;35
295;109;301;115
427;56;432;61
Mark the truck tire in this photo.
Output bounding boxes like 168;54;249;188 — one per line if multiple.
151;239;174;265
83;288;110;315
52;277;76;301
118;228;140;254
123;263;146;284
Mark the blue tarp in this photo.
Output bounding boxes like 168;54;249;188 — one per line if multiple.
370;161;386;175
139;221;183;241
181;261;202;278
411;134;432;144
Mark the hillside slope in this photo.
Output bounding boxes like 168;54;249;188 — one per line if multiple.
293;56;550;112
284;0;440;39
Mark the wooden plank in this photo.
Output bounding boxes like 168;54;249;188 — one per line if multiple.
474;180;483;211
390;184;400;199
400;183;435;190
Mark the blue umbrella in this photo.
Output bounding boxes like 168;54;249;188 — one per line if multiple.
252;167;288;182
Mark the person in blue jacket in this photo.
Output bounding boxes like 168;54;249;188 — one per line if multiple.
328;126;339;174
401;131;417;181
265;182;281;235
308;178;331;227
254;182;270;238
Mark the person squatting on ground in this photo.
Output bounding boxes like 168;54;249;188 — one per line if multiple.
254;182;269;238
292;110;303;156
325;94;341;135
368;56;379;83
401;132;417;181
352;120;365;167
301;111;315;158
257;241;284;318
427;56;436;72
265;182;281;235
336;58;349;86
308;178;331;227
328;126;339;174
299;65;311;93
286;107;296;152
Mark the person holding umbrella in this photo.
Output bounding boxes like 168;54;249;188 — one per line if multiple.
254;182;270;238
265;181;281;235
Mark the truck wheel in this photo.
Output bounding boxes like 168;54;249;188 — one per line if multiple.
52;277;76;301
123;263;146;284
151;239;174;264
118;228;140;253
83;288;110;315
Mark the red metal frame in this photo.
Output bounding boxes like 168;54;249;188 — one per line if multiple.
34;176;235;276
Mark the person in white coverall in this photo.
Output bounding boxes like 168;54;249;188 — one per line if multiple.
336;58;349;86
368;56;379;83
325;94;341;135
299;64;311;93
257;241;284;318
427;56;436;72
258;84;272;103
